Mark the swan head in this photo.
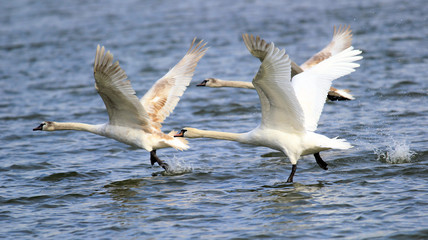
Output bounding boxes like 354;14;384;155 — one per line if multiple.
196;78;223;88
33;121;55;131
174;127;198;138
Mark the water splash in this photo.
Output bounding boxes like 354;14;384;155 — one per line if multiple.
374;139;416;164
163;155;193;176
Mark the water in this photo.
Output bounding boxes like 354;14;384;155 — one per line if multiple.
1;0;427;239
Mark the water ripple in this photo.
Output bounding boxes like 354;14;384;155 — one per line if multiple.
1;0;427;239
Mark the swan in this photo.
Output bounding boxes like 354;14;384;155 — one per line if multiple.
175;34;362;182
197;25;355;101
33;38;208;171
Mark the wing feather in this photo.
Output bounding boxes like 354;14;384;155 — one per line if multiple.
93;45;151;130
141;38;208;125
243;34;305;132
292;46;362;131
300;25;353;70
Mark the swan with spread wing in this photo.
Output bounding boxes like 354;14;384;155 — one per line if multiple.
176;34;362;182
34;38;208;171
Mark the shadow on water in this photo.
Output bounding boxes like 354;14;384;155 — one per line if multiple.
260;181;327;203
103;178;146;200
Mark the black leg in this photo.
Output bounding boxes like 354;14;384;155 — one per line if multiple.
286;164;297;183
150;150;157;165
150;150;170;171
314;152;328;170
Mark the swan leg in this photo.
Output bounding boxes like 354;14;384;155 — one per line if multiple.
286;164;297;183
314;153;328;170
150;150;170;171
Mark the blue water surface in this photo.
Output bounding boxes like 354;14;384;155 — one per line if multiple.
1;0;427;239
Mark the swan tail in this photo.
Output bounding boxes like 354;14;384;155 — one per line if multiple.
320;137;353;150
168;130;189;151
308;132;352;151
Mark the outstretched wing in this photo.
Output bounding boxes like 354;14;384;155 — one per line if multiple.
292;46;362;131
243;34;305;133
93;45;151;130
243;34;303;77
141;38;208;126
300;25;353;70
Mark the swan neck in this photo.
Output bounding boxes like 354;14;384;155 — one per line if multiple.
52;122;103;134
191;129;242;142
221;80;254;89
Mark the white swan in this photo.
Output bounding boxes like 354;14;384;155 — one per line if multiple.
197;25;355;101
33;38;208;170
176;34;362;182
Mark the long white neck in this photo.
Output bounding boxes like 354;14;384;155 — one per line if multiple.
218;79;255;89
50;122;105;135
186;128;244;142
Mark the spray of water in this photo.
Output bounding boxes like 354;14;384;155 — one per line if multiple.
374;139;416;164
162;155;193;175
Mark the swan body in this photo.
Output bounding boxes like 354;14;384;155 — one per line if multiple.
178;127;350;165
34;38;208;170
177;34;362;182
198;25;355;101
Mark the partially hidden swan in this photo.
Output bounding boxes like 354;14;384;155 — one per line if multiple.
33;38;208;171
198;25;355;101
175;34;362;182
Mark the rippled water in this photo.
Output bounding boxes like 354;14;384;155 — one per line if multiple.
1;0;427;239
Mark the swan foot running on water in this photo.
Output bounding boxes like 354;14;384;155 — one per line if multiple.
175;34;362;182
150;150;169;170
33;38;208;171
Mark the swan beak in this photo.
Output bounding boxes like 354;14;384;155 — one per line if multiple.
174;129;186;137
33;124;44;131
196;80;208;87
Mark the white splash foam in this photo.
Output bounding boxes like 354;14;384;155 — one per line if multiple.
374;139;416;164
163;155;193;175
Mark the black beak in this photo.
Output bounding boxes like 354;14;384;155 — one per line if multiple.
33;124;44;131
196;80;208;87
174;129;186;137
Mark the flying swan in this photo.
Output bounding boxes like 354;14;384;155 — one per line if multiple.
33;38;208;171
175;34;362;182
198;25;355;101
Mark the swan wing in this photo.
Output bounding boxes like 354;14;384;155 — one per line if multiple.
243;34;305;132
292;46;362;131
300;25;353;70
94;45;151;129
243;34;303;77
140;38;208;125
242;34;271;62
